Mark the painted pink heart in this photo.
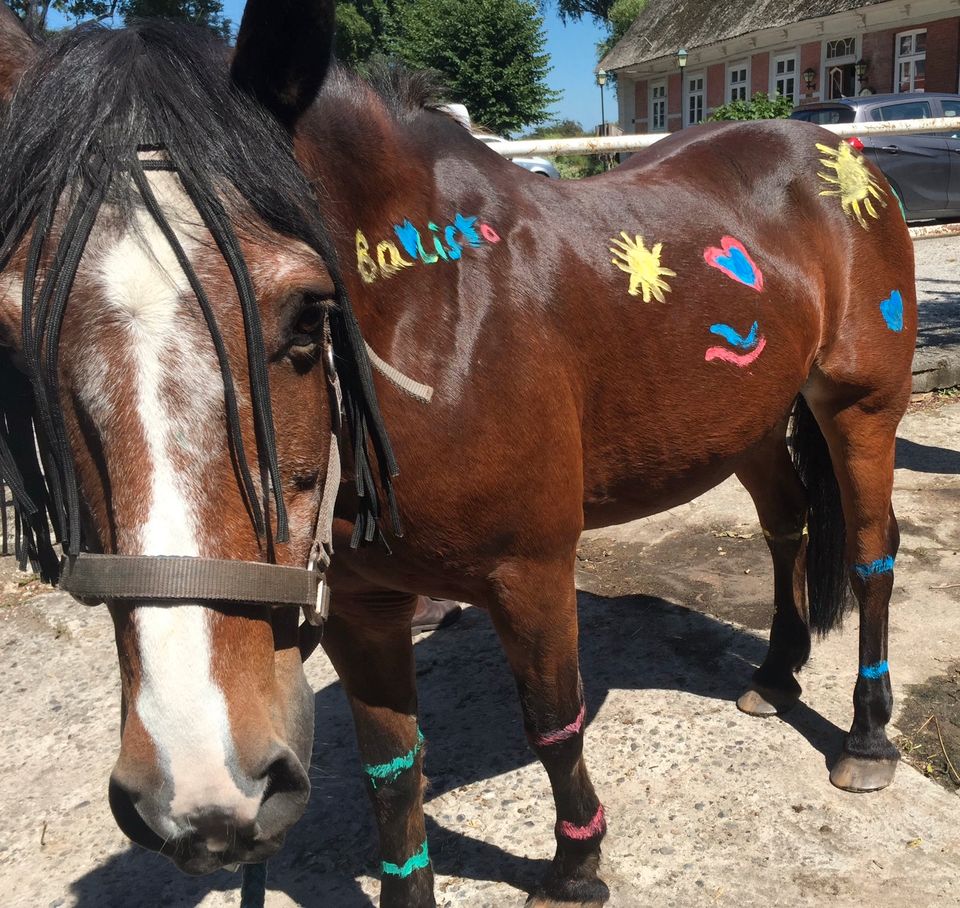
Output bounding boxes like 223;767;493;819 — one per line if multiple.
704;236;764;292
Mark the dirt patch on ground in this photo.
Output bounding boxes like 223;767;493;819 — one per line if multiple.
896;663;960;793
577;530;960;795
576;528;775;632
0;556;46;609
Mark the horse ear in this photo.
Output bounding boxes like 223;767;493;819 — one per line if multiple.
0;6;37;108
231;0;335;132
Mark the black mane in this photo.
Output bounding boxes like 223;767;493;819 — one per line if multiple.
0;19;401;573
0;20;325;255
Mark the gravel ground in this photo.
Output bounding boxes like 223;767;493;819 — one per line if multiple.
912;235;960;391
1;397;958;908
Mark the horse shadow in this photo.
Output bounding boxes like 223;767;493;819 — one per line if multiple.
896;435;960;475
67;592;846;907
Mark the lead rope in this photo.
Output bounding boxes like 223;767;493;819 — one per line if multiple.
240;862;267;908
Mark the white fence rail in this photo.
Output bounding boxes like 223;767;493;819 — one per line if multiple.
487;116;960;159
489;116;960;241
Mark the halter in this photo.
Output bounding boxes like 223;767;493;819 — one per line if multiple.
0;143;395;627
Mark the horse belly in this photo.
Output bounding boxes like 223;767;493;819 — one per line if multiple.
579;316;811;530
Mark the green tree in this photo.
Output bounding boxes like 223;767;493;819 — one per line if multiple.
393;0;557;135
523;119;604;179
596;0;645;66
551;0;614;23
708;91;795;121
7;0;229;38
334;0;398;69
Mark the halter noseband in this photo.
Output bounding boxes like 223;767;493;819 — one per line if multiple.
2;145;371;628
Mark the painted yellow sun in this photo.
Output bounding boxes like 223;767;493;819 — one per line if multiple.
610;232;676;303
816;141;886;229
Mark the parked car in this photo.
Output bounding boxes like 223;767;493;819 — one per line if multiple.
473;133;560;179
791;92;960;221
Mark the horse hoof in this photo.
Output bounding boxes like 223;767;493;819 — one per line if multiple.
829;754;898;792
526;878;610;908
526;897;607;908
736;683;799;717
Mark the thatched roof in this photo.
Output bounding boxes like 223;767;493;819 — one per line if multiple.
600;0;884;71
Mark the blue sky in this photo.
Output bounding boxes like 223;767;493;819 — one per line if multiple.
47;2;613;133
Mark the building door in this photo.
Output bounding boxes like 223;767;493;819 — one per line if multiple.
825;37;857;99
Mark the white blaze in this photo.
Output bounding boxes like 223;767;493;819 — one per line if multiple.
97;171;263;834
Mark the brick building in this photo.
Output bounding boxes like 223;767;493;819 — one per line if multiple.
599;0;960;133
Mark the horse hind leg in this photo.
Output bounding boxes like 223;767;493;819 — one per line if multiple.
734;415;812;717
805;373;909;792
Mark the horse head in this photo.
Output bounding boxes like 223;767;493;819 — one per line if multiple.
0;0;363;873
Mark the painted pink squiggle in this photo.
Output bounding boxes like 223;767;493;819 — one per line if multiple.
559;804;606;841
531;702;586;747
704;335;767;368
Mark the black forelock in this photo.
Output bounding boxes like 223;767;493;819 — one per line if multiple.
0;18;326;259
0;18;402;567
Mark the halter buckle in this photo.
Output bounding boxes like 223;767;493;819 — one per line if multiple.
303;575;330;626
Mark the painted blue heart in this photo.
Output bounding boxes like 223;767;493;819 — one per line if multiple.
880;290;903;332
715;246;759;288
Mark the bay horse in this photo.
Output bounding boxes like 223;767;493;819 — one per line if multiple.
0;2;917;906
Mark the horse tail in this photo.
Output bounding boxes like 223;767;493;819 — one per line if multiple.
790;394;852;636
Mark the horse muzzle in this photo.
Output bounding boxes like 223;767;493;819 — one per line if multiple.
109;742;311;874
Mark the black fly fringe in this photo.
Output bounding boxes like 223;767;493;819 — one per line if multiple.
0;21;403;574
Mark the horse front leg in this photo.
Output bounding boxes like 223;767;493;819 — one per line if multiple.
320;589;435;908
489;556;609;908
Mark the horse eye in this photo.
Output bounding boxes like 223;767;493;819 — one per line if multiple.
293;301;325;339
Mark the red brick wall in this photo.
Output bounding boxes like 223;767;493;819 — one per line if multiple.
799;41;821;102
751;52;769;96
668;72;682;127
707;63;726;110
926;17;960;93
863;19;959;94
862;27;898;94
634;79;649;128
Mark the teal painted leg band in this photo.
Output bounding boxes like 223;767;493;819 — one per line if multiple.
363;727;424;790
860;660;889;680
382;838;429;878
854;555;894;579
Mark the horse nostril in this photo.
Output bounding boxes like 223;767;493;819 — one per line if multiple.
254;746;311;841
187;808;250;852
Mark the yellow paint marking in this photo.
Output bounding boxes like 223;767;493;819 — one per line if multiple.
609;232;676;303
817;142;887;230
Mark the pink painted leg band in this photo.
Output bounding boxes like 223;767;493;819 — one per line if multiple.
558;804;606;841
531;702;586;747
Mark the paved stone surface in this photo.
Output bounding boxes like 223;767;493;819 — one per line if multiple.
913;234;960;392
1;399;958;908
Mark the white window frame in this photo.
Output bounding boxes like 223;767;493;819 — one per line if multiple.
771;51;798;106
684;70;706;126
822;34;860;100
649;79;667;132
895;28;927;93
727;60;750;103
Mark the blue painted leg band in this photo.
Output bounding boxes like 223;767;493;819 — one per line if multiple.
860;660;890;680
363;728;424;789
382;839;429;878
854;555;895;579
